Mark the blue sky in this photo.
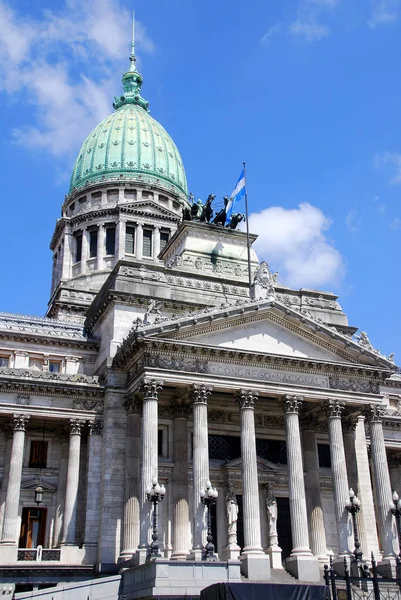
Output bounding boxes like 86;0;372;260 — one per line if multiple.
0;0;400;361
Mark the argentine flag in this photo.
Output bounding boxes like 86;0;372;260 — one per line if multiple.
226;168;246;225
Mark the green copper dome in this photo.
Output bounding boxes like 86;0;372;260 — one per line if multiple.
69;26;187;198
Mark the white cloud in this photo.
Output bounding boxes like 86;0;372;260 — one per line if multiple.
374;152;401;183
345;209;363;232
390;217;401;229
0;1;155;157
247;202;344;289
368;0;400;28
290;0;341;41
261;23;282;47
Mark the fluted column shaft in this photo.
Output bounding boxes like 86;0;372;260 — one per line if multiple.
302;423;328;560
97;224;106;270
283;396;312;555
62;419;84;545
1;415;30;544
191;385;211;550
53;429;69;547
236;390;263;554
83;420;103;549
367;405;397;558
326;399;352;555
121;398;141;559
171;402;191;559
140;380;162;546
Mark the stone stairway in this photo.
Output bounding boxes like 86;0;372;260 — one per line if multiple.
270;568;298;584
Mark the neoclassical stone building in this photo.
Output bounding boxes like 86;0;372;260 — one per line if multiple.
0;28;401;599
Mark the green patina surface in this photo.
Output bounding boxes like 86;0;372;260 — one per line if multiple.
69;37;187;197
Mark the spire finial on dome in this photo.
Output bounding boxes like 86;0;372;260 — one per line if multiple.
113;10;149;112
128;10;137;73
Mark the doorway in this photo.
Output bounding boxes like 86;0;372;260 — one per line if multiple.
19;507;47;548
276;497;293;561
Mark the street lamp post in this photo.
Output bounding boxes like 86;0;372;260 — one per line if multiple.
200;480;218;562
145;477;166;560
345;487;363;563
390;491;401;558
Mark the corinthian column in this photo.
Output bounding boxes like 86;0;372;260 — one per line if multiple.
235;390;270;581
139;379;162;553
62;419;84;545
325;399;353;557
301;417;328;562
191;384;211;558
283;396;320;582
171;400;191;560
366;404;397;560
1;414;30;544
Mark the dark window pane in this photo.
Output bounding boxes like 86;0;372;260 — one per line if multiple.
160;231;170;252
143;229;152;257
49;362;60;373
105;227;115;255
89;230;98;258
29;441;48;468
0;357;9;367
75;234;82;263
158;429;163;457
256;439;287;464
318;444;331;468
126;226;135;254
209;435;241;460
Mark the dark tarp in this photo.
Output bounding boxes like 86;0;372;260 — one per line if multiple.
200;583;329;600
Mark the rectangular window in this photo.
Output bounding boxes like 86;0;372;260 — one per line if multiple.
105;227;116;255
318;444;332;468
29;441;48;469
159;231;170;253
75;234;82;263
158;429;164;457
143;229;153;257
29;358;43;371
89;230;98;258
0;356;9;367
49;361;61;373
125;225;135;254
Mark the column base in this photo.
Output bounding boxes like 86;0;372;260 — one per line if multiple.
332;555;352;576
267;544;283;569
286;555;321;582
240;552;271;581
190;547;203;561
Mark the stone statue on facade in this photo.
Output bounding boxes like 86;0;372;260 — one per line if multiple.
182;193;244;230
223;484;240;560
265;490;283;569
143;299;165;325
250;261;278;300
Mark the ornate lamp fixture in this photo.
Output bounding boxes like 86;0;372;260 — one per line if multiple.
390;490;401;558
34;485;43;506
145;477;166;559
345;487;363;562
200;480;218;561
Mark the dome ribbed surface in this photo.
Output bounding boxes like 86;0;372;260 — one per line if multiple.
69;103;187;197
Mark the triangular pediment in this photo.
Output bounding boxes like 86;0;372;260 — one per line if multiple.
21;478;56;492
137;299;394;368
122;200;179;220
225;456;281;472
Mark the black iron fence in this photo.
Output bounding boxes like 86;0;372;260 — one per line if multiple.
325;554;401;600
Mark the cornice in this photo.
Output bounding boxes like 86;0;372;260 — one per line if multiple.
0;368;104;399
69;201;180;229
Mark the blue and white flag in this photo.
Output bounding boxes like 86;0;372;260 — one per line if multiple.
226;168;246;225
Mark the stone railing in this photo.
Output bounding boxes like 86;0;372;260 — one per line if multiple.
17;546;61;562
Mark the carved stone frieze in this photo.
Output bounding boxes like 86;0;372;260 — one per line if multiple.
264;415;285;429
300;414;324;431
235;389;259;410
190;384;212;406
123;394;142;414
73;398;104;412
208;409;226;423
159;404;175;418
146;355;208;373
329;377;380;395
16;395;31;405
170;400;192;419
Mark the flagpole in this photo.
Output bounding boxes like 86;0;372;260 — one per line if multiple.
243;161;252;294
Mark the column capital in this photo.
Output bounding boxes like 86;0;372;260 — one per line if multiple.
365;404;387;423
141;379;163;401
324;398;345;418
235;389;259;410
282;394;303;414
88;419;103;435
12;414;30;431
69;419;84;435
190;384;212;406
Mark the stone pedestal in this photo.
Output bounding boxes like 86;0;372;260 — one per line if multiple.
286;555;321;582
239;554;271;582
223;544;241;561
267;544;283;569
